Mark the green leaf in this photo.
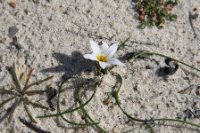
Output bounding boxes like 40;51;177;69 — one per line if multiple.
139;22;147;29
0;96;15;108
169;14;177;21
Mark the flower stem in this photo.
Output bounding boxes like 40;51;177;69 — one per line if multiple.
134;51;200;72
56;80;99;126
37;87;97;118
111;72;200;130
76;84;108;133
154;118;200;128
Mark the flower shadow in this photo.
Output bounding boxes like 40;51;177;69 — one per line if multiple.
41;51;96;79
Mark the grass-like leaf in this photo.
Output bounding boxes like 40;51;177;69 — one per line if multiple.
0;96;16;108
25;99;49;110
7;65;22;91
24;103;37;123
23;76;53;92
56;79;99;126
0;64;53;128
24;68;34;88
37;86;97;118
0;88;19;96
25;89;47;96
75;78;108;133
0;99;21;123
111;72;200;130
133;51;200;72
19;117;51;133
8;99;21;122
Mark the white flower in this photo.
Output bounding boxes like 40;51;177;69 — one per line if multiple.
84;40;125;69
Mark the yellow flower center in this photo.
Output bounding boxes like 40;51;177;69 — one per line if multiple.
97;54;108;62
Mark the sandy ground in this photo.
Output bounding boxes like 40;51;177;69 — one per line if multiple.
0;0;200;133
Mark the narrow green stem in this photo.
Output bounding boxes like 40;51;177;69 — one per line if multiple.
112;72;145;123
134;51;200;72
37;87;97;118
118;37;130;50
76;86;108;133
56;80;99;126
154;118;200;128
112;72;200;130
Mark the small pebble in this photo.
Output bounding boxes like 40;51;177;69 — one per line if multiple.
196;88;200;96
113;127;119;133
191;8;199;19
103;98;111;106
184;109;194;118
61;98;66;105
8;1;16;8
0;55;3;62
8;26;19;38
193;110;200;118
0;37;6;43
24;9;28;15
10;36;24;50
32;0;39;4
177;112;183;119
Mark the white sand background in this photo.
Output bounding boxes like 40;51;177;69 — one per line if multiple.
0;0;200;132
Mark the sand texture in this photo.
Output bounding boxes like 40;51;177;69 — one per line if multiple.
0;0;200;133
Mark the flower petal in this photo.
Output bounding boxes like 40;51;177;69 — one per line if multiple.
100;42;109;53
90;40;101;54
106;43;118;57
109;58;125;66
99;61;109;69
84;54;97;61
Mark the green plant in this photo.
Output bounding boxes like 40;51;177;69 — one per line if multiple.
134;0;178;29
38;39;200;132
4;39;200;132
0;64;53;123
111;50;200;132
38;76;108;133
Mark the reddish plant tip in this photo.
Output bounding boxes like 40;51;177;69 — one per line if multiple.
164;4;173;12
139;15;145;21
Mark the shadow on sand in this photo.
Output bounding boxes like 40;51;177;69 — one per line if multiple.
41;51;96;79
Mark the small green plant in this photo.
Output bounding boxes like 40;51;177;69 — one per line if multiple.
0;64;53;123
134;0;178;29
38;76;108;133
3;39;200;133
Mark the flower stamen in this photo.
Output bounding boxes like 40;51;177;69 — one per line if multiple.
97;54;108;62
